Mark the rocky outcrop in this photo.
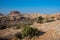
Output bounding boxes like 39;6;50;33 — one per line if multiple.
8;11;22;21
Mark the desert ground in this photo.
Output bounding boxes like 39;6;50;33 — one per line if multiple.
0;11;60;40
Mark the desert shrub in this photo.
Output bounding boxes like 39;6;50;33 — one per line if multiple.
15;25;45;39
51;17;54;19
22;25;31;37
22;25;41;38
37;16;44;24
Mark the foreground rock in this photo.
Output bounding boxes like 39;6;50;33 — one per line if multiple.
31;20;60;40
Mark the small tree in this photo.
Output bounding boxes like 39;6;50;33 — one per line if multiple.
37;16;44;23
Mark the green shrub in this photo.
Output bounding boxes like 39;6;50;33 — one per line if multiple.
37;16;44;24
22;25;40;38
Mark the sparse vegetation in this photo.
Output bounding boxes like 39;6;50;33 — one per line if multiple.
15;25;45;40
46;17;55;23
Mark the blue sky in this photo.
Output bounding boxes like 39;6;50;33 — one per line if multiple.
0;0;60;14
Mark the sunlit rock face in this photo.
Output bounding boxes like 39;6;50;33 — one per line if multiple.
8;11;22;21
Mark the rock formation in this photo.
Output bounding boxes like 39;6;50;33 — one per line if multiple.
8;11;22;21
